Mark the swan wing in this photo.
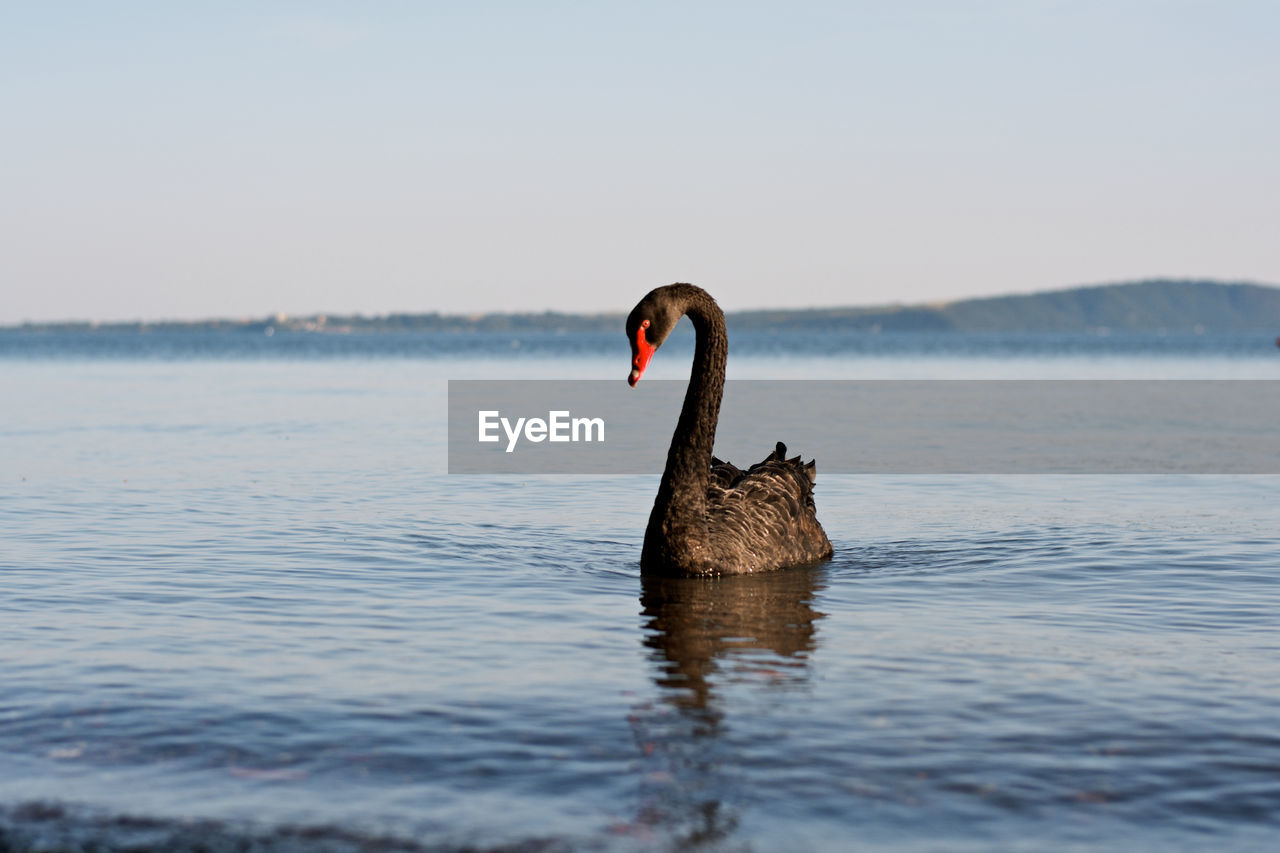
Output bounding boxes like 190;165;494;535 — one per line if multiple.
705;443;833;570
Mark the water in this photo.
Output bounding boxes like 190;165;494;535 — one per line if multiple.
2;331;1279;851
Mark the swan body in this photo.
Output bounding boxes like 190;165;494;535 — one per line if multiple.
626;283;833;576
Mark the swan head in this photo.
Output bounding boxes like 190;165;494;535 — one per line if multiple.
625;286;683;386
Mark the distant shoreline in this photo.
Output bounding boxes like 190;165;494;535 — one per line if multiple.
5;279;1280;334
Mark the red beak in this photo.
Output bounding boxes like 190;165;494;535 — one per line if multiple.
628;326;656;387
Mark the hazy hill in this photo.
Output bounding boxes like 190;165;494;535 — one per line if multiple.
729;280;1280;333
6;279;1280;334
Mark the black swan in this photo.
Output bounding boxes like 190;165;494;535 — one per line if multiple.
626;283;834;576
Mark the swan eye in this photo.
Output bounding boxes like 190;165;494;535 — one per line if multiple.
641;319;650;328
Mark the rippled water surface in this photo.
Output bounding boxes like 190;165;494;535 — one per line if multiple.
2;332;1278;851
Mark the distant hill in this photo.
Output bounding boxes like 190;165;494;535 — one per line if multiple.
729;280;1280;333
6;279;1280;334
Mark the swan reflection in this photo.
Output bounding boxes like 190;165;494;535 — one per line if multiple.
628;566;827;845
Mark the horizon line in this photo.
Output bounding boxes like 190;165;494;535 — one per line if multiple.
5;276;1277;330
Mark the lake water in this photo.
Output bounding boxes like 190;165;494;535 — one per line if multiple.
2;330;1279;851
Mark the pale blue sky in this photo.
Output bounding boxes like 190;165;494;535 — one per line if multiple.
3;1;1277;323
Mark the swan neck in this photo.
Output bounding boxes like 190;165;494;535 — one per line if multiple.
658;289;727;524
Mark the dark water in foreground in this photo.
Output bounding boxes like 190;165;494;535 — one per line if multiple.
2;333;1278;851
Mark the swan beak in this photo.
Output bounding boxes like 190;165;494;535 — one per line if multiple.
629;326;656;387
629;350;654;386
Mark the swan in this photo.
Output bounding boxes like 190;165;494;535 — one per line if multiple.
626;283;834;575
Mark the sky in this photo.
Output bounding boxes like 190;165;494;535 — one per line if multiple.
3;1;1278;323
